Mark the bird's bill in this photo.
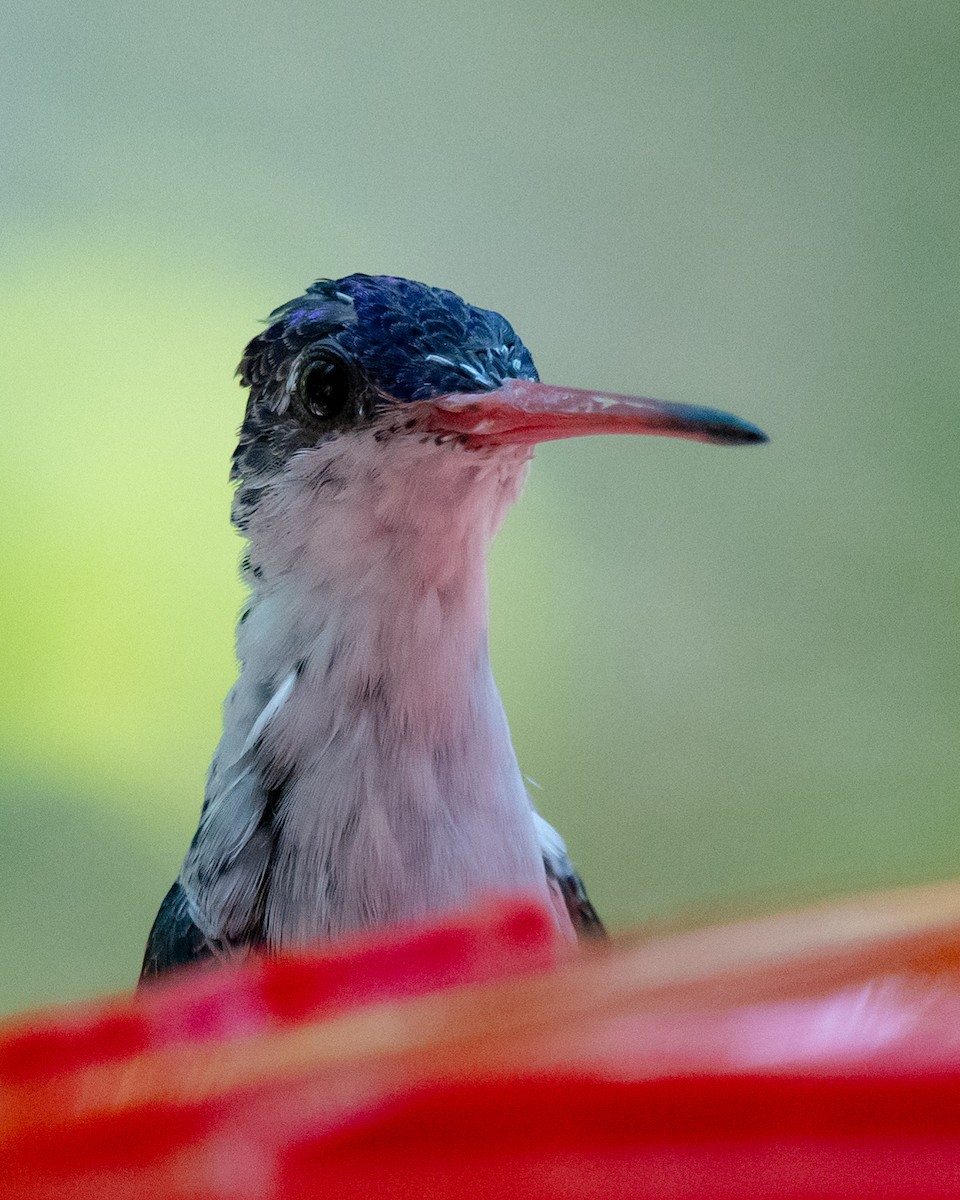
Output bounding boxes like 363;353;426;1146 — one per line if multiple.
421;378;767;448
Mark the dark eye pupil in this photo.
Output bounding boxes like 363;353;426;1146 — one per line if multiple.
299;355;351;420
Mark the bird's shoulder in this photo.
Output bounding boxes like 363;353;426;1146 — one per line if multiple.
533;810;607;942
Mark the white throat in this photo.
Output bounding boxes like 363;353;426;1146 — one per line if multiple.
185;435;552;948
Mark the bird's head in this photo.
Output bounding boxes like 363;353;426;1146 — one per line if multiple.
233;273;543;492
230;274;766;568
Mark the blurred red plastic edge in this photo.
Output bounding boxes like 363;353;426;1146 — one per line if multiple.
3;882;960;1198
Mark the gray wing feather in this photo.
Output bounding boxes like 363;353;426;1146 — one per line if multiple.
533;810;607;942
139;880;223;981
144;674;295;981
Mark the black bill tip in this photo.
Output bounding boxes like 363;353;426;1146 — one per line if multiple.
672;404;768;446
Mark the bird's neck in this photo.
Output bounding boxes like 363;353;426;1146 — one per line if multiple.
225;442;549;944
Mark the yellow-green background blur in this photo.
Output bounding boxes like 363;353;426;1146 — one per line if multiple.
1;2;957;1013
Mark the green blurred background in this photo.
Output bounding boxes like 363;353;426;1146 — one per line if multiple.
1;1;957;1013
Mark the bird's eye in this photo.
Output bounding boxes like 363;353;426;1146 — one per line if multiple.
297;354;353;422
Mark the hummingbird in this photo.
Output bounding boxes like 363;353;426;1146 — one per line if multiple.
140;274;766;981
